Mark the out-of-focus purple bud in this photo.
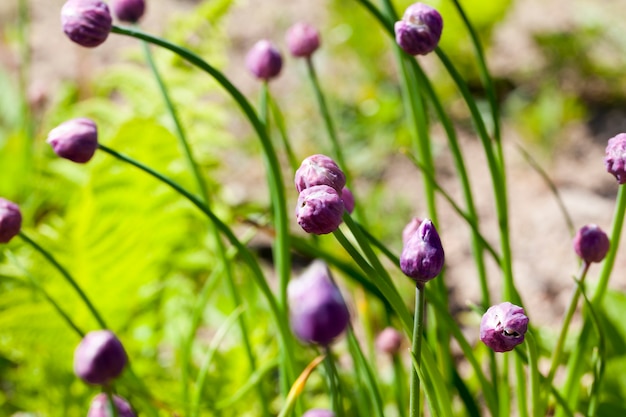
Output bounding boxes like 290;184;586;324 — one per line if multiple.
402;217;423;245
400;218;444;283
375;327;404;355
295;154;346;194
296;185;345;235
74;330;128;385
112;0;145;23
286;23;321;58
573;224;610;264
61;0;112;48
394;3;443;56
246;40;282;81
605;133;626;184
47;118;99;163
0;198;22;244
480;302;528;353
342;187;355;214
87;393;136;417
288;260;350;346
302;410;335;417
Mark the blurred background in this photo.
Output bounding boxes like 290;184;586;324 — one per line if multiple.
1;0;626;415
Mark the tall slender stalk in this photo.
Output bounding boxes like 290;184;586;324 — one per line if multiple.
409;283;426;417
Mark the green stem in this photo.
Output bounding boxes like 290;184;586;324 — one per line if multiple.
18;231;108;329
392;353;408;417
105;386;120;417
347;328;386;417
515;354;529;417
324;346;344;417
409;283;426;417
525;332;541;417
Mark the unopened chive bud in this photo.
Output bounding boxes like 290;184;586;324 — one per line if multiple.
0;198;22;244
47;118;99;163
605;133;626;184
246;40;282;81
394;3;443;56
375;326;404;355
302;410;335;417
480;302;529;353
288;260;350;346
295;154;346;194
296;185;345;235
74;330;128;385
286;23;321;58
573;224;610;264
61;0;112;48
400;218;444;283
88;393;136;417
402;217;423;245
112;0;145;24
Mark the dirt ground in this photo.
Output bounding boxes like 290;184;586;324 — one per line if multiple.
3;0;626;338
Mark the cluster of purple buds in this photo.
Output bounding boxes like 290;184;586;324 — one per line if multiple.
88;393;136;417
288;260;350;346
112;0;146;24
375;326;404;355
47;118;99;163
394;2;443;56
400;218;445;283
61;0;112;48
605;133;626;184
286;23;321;58
573;224;610;264
295;154;352;235
302;410;335;417
0;198;22;244
246;40;283;81
480;302;529;352
74;330;128;385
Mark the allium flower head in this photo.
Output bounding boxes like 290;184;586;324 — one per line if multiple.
246;40;282;81
295;154;346;194
112;0;146;23
288;260;350;346
296;185;345;235
302;410;336;417
47;118;99;163
394;3;443;56
88;393;136;417
286;23;321;58
74;330;128;385
605;133;626;184
0;198;22;244
375;327;404;355
342;187;355;214
573;224;610;264
61;0;112;48
480;302;529;353
400;218;444;283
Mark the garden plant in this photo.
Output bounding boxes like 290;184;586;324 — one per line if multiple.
2;0;626;416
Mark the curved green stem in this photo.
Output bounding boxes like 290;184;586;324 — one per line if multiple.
410;283;426;417
18;231;108;329
525;332;540;417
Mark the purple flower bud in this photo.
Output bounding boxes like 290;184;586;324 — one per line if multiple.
394;3;443;56
605;133;626;184
61;0;112;48
88;393;136;417
288;260;350;346
286;23;321;58
296;185;345;235
480;302;529;352
0;198;22;244
402;217;423;245
400;218;444;283
573;224;610;264
341;187;355;214
302;410;335;417
74;330;128;385
246;40;282;81
112;0;145;23
295;154;346;194
375;327;404;355
47;118;99;163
